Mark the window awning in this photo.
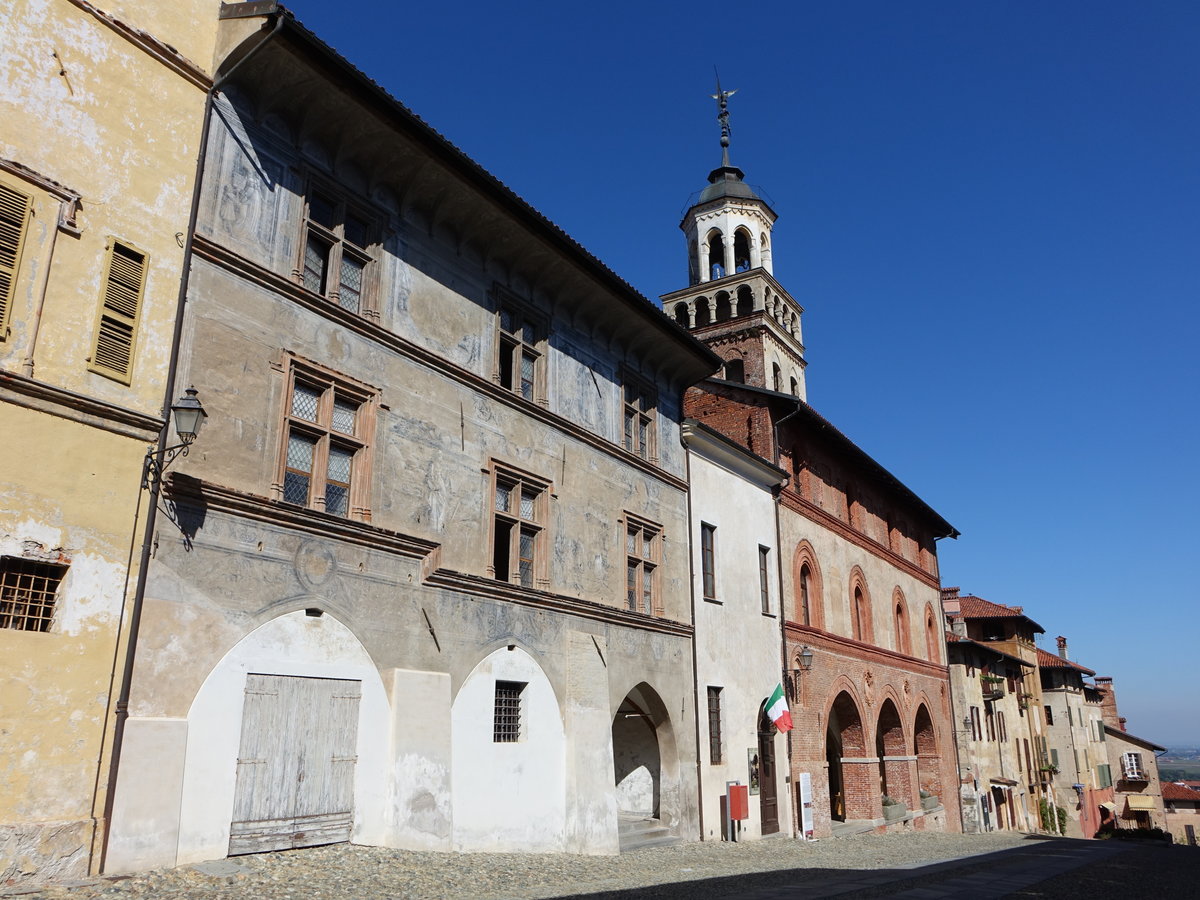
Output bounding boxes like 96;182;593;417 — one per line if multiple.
989;777;1019;787
1099;801;1116;812
1125;795;1156;811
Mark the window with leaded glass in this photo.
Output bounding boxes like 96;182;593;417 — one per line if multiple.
300;185;374;315
622;374;656;461
625;516;660;616
491;464;548;589
278;362;376;520
496;302;544;403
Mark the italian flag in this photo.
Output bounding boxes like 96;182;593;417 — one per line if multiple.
767;682;793;733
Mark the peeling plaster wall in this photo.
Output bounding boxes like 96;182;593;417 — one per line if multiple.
0;0;219;884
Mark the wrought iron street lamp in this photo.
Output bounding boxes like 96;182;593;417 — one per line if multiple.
143;386;207;489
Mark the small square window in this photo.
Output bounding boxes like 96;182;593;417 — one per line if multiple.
494;680;526;742
0;556;67;632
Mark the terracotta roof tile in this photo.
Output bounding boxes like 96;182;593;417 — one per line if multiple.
1035;646;1096;676
958;596;1045;632
1163;782;1200;802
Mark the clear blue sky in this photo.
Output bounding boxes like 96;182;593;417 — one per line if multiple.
282;1;1200;746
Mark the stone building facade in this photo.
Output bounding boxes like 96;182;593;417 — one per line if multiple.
1;0;219;883
104;3;719;872
944;629;1031;833
670;124;961;839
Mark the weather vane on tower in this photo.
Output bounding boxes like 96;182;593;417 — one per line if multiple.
712;69;737;167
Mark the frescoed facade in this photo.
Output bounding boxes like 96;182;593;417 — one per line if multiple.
103;2;719;872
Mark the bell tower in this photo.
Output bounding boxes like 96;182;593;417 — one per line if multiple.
662;81;807;399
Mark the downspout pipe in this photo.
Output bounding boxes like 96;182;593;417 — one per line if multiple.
98;11;285;871
681;429;706;842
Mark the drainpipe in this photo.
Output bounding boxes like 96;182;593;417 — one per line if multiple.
98;11;285;872
681;429;706;841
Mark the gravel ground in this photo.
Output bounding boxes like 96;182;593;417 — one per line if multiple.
1007;841;1200;899
7;831;1035;900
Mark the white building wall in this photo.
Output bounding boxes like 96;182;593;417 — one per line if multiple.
687;440;790;840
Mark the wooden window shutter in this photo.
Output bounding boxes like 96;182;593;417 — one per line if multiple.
0;183;32;335
91;241;146;381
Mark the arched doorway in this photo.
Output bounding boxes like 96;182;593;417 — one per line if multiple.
757;703;779;834
876;699;908;806
826;691;867;822
612;683;679;831
914;703;941;805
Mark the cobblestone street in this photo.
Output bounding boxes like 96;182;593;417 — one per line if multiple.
0;832;1057;900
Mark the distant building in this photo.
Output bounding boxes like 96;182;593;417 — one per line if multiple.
1162;782;1200;846
943;627;1031;833
1036;638;1108;838
1103;724;1166;833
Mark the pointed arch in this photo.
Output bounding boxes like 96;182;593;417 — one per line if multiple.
913;702;942;802
848;567;873;644
892;588;911;656
923;601;940;662
790;541;824;629
875;697;909;803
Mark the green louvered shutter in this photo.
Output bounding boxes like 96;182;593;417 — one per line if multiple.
0;183;32;336
90;241;146;381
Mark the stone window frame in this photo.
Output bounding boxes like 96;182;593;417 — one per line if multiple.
491;286;548;406
295;176;380;320
486;459;552;591
758;544;773;616
623;512;662;616
0;161;82;345
620;368;658;463
272;353;380;522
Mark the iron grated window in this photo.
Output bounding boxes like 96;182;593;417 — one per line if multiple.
0;556;67;632
494;680;525;742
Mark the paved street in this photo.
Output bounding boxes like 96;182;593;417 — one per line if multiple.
6;832;1196;899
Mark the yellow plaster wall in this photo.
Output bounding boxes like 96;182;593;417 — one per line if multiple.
0;0;217;413
0;0;221;883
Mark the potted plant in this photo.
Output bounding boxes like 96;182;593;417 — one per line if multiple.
882;795;906;822
919;788;938;811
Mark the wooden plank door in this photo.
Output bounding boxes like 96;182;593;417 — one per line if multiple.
758;710;779;834
229;674;361;855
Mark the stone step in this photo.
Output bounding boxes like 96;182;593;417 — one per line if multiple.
618;815;682;852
